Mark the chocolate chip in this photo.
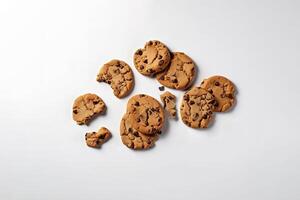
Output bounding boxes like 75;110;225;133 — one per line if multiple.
136;49;143;55
172;79;178;83
143;59;148;64
215;81;220;86
148;41;153;45
128;128;133;132
158;86;165;91
133;131;139;137
107;80;111;84
158;55;162;59
183;95;189;101
134;102;140;106
227;94;234;99
208;89;213;94
140;94;145;97
190;101;195;105
147;69;154;73
159;60;164;66
99;134;105;139
167;96;174;100
140;65;144;70
160;76;165;80
73;109;78;114
145;121;149;126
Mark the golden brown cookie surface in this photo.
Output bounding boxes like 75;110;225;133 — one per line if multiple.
72;93;106;125
85;127;111;148
200;76;235;112
120;114;159;150
180;87;216;128
126;94;165;135
134;40;171;76
156;52;196;90
96;59;134;98
160;91;177;119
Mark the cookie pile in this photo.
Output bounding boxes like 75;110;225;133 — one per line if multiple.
134;40;196;90
72;40;236;150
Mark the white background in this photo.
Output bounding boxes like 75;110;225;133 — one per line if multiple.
0;0;300;199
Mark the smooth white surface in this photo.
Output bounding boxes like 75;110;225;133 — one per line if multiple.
1;0;300;199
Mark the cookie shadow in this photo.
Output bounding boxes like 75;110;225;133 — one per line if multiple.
159;114;171;139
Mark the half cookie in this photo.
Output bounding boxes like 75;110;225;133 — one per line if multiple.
97;59;134;98
72;93;106;125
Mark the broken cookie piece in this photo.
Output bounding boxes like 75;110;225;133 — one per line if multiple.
85;127;111;148
96;59;134;98
160;91;177;119
72;93;106;125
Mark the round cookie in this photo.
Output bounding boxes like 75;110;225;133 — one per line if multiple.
120;114;159;150
126;94;165;135
96;59;134;98
200;75;235;112
156;52;196;90
180;87;216;128
133;40;171;76
72;93;106;125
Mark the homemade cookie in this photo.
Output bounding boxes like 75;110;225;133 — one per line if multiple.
156;52;196;90
120;114;159;150
200;76;235;112
85;127;111;148
96;59;134;98
134;40;171;76
72;93;106;125
126;94;164;135
160;91;177;119
180;87;217;128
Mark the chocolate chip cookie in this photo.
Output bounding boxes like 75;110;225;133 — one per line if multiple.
85;127;111;148
72;93;106;125
126;94;165;135
180;87;217;128
200;76;236;112
134;40;171;76
96;59;134;98
160;91;177;119
120;114;159;150
156;52;196;90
